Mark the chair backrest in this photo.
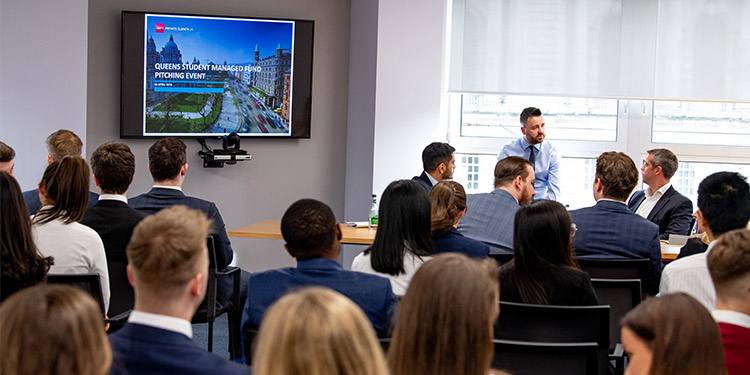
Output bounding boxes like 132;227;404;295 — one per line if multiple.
47;274;106;315
578;258;650;288
492;339;599;375
489;253;513;265
591;278;642;349
106;256;133;317
495;301;609;375
193;236;219;322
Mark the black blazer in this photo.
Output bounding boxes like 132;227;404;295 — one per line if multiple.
499;261;599;306
628;185;693;240
411;171;433;192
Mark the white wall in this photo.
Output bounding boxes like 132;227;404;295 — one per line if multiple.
372;0;448;197
0;0;89;190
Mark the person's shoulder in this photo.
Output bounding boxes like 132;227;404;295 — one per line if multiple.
664;251;707;274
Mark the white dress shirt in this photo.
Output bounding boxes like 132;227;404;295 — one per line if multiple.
659;241;716;310
128;310;193;338
98;194;128;204
713;310;750;329
32;213;110;312
635;182;672;218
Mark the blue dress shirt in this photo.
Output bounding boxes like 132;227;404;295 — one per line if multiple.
497;137;560;200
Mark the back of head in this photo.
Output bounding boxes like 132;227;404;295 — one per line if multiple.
148;137;186;182
709;229;750;307
422;142;455;172
697;172;750;237
646;148;679;180
430;181;467;236
33;156;90;225
0;172;52;298
494;156;532;188
520;107;542;126
388;254;499;375
281;199;337;259
620;293;727;375
91;141;136;195
595;151;638;201
253;287;388;375
126;205;212;300
0;141;15;162
46;129;83;162
370;179;434;275
512;200;577;304
0;284;111;375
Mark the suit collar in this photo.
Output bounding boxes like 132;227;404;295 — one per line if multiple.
297;257;343;270
490;188;518;204
595;199;630;212
148;187;187;197
93;199;129;208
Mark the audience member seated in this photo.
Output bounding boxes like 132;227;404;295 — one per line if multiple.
80;142;147;316
387;253;505;375
570;151;662;294
352;180;434;295
241;198;398;342
628;148;693;240
129;137;247;316
708;229;750;375
620;293;727;375
412;142;456;192
430;181;489;258
108;206;248;375
660;172;750;310
0;172;52;301
676;232;710;259
457;156;535;254
500;200;598;305
0;284;112;375
31;157;109;312
0;141;15;177
22;129;98;215
252;287;389;375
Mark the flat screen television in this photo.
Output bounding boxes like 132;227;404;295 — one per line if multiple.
121;11;313;138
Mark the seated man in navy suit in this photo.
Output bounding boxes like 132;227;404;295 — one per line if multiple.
129;137;248;358
108;206;248;375
628;148;693;240
570;151;662;294
241;198;398;352
22;129;98;214
80;141;147;317
412;142;456;192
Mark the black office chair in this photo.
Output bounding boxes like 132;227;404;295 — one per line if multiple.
378;337;391;354
192;236;242;358
591;278;642;375
578;258;651;296
492;339;599;375
495;301;612;375
489;253;513;265
47;273;106;315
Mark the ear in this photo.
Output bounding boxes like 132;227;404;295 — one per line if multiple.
126;265;134;286
46;155;52;165
514;175;524;191
437;162;446;174
335;223;343;240
181;163;188;176
189;272;205;297
520;126;526;135
93;174;101;187
654;165;663;176
457;208;467;221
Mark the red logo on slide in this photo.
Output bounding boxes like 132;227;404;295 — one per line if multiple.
155;23;165;33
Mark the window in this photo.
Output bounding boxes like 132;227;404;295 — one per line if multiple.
652;100;750;147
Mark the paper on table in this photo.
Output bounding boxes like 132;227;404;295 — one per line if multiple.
346;221;370;228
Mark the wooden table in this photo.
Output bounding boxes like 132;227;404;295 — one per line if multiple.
228;220;376;245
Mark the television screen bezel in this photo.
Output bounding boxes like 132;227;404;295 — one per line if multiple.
120;10;314;139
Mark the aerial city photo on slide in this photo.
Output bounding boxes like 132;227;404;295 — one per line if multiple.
144;14;295;136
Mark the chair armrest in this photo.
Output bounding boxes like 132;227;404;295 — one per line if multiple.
106;310;132;325
609;343;625;375
217;266;242;311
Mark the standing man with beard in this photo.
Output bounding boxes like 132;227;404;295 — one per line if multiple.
412;142;456;192
497;107;560;200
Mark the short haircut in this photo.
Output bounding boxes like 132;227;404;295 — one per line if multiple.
595;151;638;201
281;199;337;259
520;107;543;127
0;141;15;162
126;205;212;298
430;181;467;237
90;142;135;195
709;229;750;303
148;137;186;182
422;142;455;172
647;148;679;179
494;156;533;188
0;284;112;375
253;287;389;375
33;157;90;225
697;172;750;237
388;254;499;375
46;129;83;162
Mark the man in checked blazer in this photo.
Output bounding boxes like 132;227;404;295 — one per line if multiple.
457;156;535;254
570;152;662;294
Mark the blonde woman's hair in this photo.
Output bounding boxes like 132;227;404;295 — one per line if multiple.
253;287;389;375
0;284;111;375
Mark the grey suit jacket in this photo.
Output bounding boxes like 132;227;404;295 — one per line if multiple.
457;189;518;254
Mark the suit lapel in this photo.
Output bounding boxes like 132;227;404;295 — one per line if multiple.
647;186;675;221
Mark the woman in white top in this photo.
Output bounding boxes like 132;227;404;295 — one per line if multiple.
351;180;433;295
31;156;109;313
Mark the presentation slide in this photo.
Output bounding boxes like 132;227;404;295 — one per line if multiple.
143;14;295;136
